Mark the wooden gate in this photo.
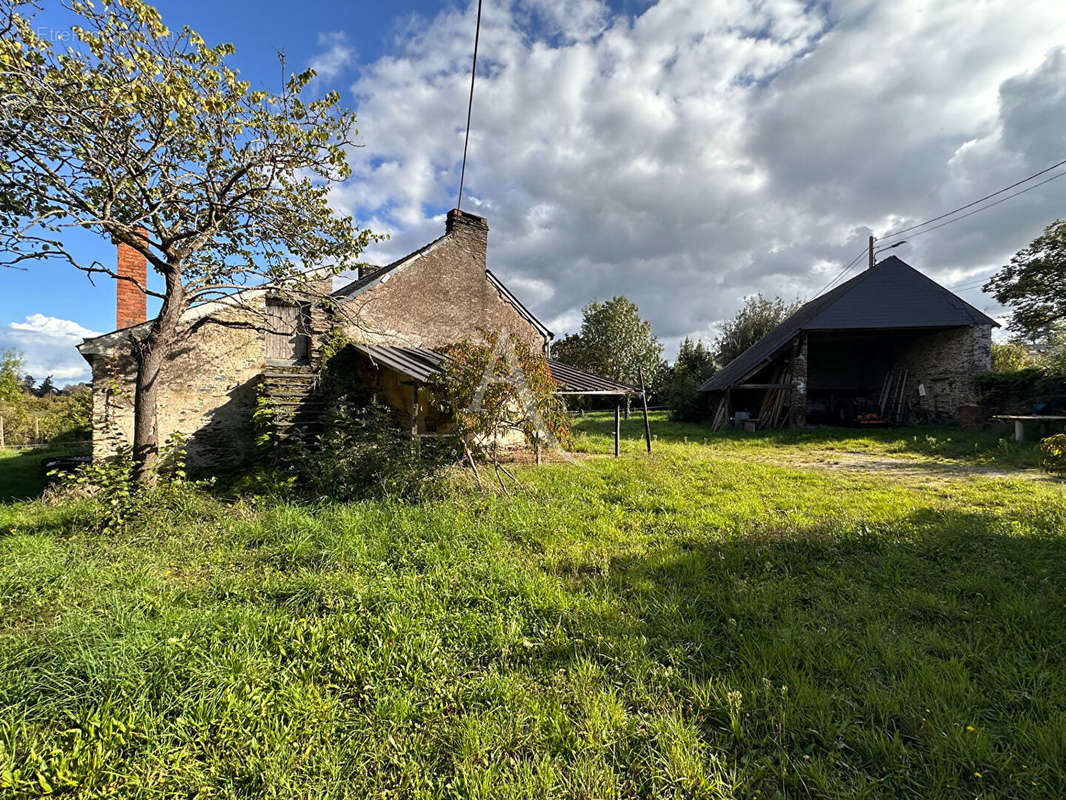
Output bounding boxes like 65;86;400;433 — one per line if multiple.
265;300;310;364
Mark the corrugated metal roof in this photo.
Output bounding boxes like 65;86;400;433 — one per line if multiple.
548;360;638;394
701;256;999;392
354;344;637;395
355;345;451;384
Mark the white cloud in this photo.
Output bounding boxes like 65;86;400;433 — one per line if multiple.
309;31;355;82
0;314;100;384
336;0;1066;358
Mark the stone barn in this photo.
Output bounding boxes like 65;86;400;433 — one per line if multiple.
76;209;625;468
701;256;997;429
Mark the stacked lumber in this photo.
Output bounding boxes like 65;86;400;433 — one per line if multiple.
756;367;792;430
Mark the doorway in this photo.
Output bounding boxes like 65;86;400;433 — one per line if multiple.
265;300;310;365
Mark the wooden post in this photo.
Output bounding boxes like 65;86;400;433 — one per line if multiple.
638;369;651;453
614;400;621;457
35;418;40;444
411;384;420;454
0;415;4;449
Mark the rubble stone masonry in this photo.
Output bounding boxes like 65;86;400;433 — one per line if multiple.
84;212;548;468
898;324;993;418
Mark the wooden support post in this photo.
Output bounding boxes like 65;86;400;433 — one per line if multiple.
614;400;621;458
638;369;651;454
35;418;40;443
411;385;420;454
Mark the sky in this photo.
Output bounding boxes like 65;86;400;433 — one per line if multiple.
2;0;1066;384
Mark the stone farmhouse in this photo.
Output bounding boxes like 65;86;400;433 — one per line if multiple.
77;209;634;468
701;256;997;429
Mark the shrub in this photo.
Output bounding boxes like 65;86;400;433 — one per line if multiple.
434;331;571;464
286;399;455;502
48;433;202;533
1039;434;1066;474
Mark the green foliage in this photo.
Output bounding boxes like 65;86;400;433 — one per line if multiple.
49;433;199;534
1;419;1065;796
0;349;92;446
985;219;1066;337
0;349;23;403
552;297;663;387
435;331;571;461
286;399;453;502
991;340;1040;372
661;337;716;421
1;0;379;475
715;294;801;367
1039;433;1066;474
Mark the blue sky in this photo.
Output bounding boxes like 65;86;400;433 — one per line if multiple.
2;0;1065;383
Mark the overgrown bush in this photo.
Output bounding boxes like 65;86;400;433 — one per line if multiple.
47;433;203;533
285;400;455;502
434;331;571;463
1039;434;1066;474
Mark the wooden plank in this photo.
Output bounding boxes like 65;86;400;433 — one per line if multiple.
737;382;793;389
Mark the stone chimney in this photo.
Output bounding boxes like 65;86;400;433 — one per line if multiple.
115;231;147;329
446;208;488;265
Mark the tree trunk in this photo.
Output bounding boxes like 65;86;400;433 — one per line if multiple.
130;268;184;484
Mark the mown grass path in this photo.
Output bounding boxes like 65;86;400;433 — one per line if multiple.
1;419;1064;798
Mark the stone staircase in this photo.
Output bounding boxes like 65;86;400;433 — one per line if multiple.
258;366;327;443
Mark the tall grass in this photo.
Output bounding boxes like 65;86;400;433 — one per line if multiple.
0;420;1063;797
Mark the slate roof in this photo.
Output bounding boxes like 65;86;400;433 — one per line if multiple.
701;256;999;392
354;344;637;394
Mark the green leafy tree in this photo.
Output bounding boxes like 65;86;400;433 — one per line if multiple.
991;340;1039;373
715;294;800;367
0;0;376;479
555;297;662;387
434;330;570;485
0;349;24;403
662;337;716;421
35;375;56;397
985;219;1066;338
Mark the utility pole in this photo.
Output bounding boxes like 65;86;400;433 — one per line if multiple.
868;235;875;270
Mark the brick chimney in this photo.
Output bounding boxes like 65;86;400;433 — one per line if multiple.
115;231;147;329
446;208;488;265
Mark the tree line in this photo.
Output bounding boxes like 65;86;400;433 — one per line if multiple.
551;295;800;422
0;349;92;447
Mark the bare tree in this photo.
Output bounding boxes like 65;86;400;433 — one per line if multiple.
0;0;377;480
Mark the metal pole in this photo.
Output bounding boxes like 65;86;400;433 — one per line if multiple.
638;369;651;453
868;235;875;269
614;400;621;457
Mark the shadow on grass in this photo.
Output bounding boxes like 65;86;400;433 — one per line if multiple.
0;445;90;504
540;505;1066;796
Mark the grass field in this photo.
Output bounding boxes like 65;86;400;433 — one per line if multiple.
1;417;1064;798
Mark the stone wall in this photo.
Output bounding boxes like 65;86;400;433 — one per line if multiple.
88;301;268;469
82;213;548;470
897;324;992;419
339;212;547;354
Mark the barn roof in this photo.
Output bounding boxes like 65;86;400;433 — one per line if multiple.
701;256;999;392
354;344;637;395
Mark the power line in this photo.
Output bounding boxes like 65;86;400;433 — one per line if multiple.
812;246;867;299
877;169;1066;248
880;156;1066;239
456;0;484;210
